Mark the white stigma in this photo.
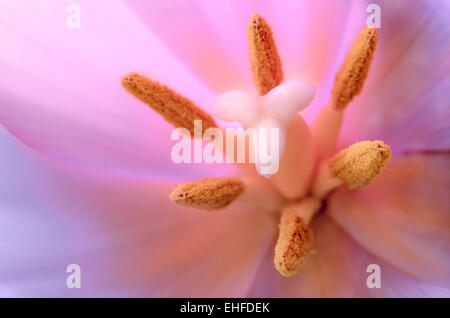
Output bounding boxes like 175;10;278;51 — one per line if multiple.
212;81;315;176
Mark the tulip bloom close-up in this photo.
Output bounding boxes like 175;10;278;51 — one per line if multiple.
0;0;449;298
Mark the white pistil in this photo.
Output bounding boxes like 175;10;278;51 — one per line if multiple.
212;81;315;177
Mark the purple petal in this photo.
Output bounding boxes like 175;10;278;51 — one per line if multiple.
0;126;274;297
340;0;450;152
327;153;450;288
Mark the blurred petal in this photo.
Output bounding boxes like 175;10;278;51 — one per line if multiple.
247;214;450;297
123;0;256;93
341;0;450;152
0;126;275;297
327;153;450;287
0;0;232;180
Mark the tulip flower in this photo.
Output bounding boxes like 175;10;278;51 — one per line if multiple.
0;0;448;297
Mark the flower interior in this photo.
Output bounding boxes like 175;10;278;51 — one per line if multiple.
121;13;391;278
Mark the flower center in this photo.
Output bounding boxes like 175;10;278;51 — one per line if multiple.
121;13;388;278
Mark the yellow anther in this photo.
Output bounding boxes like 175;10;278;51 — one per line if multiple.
332;27;378;110
274;199;318;277
122;73;217;136
329;140;391;189
169;177;245;210
247;13;284;96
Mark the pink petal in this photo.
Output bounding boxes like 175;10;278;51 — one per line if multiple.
122;0;256;93
0;126;275;297
247;215;449;297
340;0;450;152
0;0;230;179
327;153;450;287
